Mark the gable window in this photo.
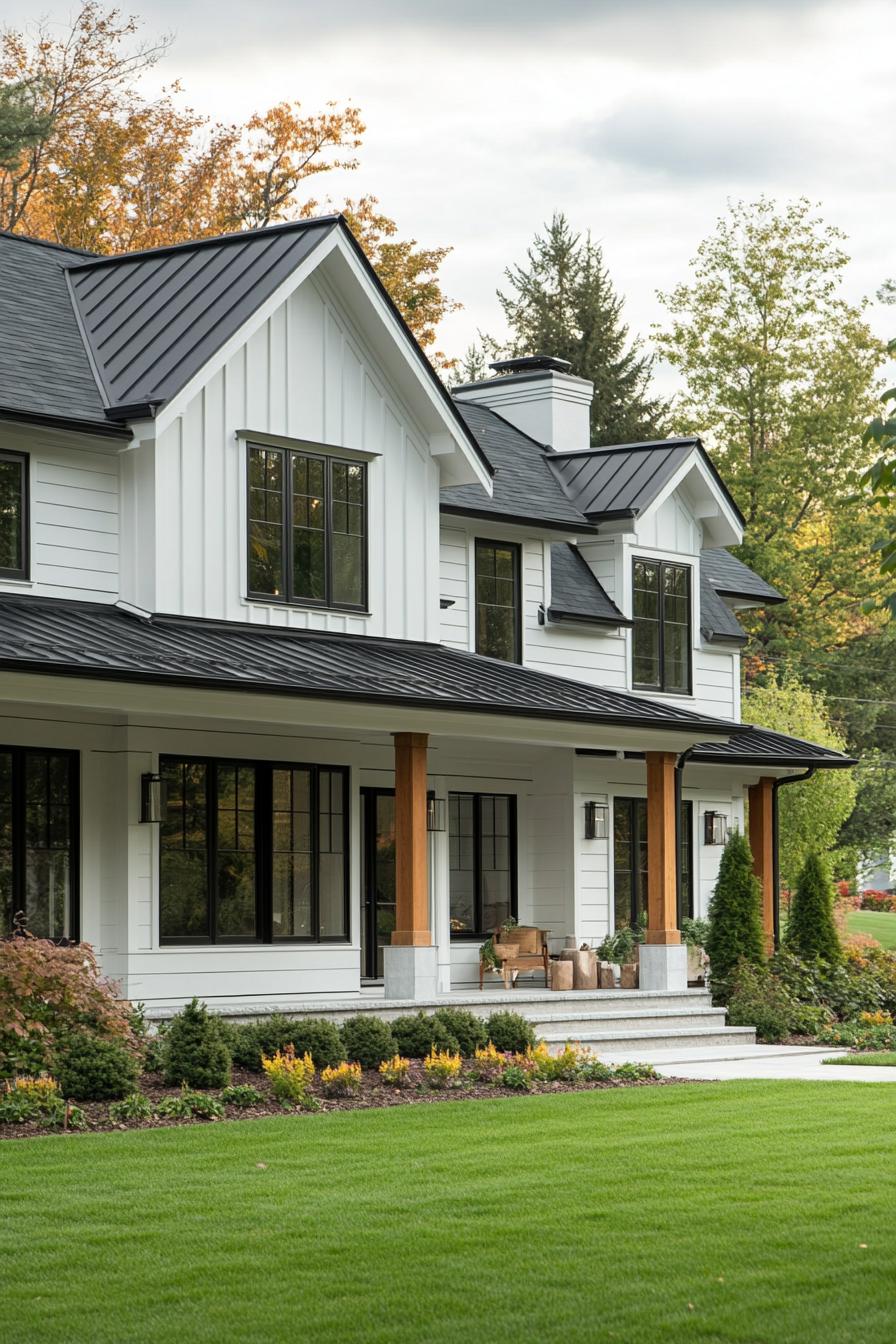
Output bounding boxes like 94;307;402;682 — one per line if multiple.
247;444;366;610
0;450;28;580
0;748;78;941
448;792;516;936
474;540;521;662
159;756;348;945
632;558;691;693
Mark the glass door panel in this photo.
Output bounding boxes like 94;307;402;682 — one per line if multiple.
361;789;396;980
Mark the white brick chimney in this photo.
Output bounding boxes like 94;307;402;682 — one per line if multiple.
453;355;593;452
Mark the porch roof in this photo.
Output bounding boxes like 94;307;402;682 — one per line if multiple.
688;725;856;769
0;594;740;737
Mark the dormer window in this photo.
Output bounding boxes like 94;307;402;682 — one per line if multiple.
0;450;28;580
632;558;691;694
247;444;367;611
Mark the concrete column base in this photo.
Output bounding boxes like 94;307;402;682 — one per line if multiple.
639;943;688;992
383;945;439;1001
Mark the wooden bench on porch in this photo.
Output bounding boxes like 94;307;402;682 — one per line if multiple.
480;925;550;990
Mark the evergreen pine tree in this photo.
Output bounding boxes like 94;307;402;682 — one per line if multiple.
494;213;668;446
784;851;842;963
705;830;765;998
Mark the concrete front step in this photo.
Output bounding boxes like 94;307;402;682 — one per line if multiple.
541;1025;757;1053
529;1007;729;1037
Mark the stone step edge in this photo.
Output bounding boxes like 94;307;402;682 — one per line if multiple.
530;1008;726;1026
539;1026;756;1044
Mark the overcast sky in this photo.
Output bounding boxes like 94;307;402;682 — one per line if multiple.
8;0;895;386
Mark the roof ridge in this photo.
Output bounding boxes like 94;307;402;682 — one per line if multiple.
64;214;342;271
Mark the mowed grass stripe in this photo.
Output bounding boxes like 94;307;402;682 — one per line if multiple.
2;1081;895;1344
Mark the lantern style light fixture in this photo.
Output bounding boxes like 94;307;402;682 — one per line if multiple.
426;796;446;832
703;810;728;846
584;800;609;840
140;772;167;824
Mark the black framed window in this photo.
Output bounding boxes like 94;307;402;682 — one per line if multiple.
612;797;693;929
475;540;521;662
0;747;78;940
159;756;348;945
448;792;516;937
0;450;28;580
632;558;691;693
247;444;366;610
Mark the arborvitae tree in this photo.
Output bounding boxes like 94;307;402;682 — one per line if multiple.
705;830;765;998
784;851;842;963
494;212;668;446
162;998;232;1089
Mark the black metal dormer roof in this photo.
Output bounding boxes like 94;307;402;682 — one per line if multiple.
548;544;630;626
701;547;785;605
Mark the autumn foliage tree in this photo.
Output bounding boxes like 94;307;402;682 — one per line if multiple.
0;4;455;357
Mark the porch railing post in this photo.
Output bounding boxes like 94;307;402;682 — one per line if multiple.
748;777;775;955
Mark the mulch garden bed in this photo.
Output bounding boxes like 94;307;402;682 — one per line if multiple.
1;1063;689;1141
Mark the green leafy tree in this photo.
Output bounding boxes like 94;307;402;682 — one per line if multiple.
481;212;667;445
655;197;886;658
785;852;841;963
744;675;857;887
705;831;765;997
0;79;53;173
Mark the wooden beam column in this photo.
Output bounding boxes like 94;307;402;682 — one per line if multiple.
645;751;681;945
392;732;431;947
749;777;775;954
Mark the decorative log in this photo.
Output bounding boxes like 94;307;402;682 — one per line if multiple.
599;963;617;989
572;949;598;990
620;962;639;989
550;959;574;991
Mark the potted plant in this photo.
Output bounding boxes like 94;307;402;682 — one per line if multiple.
479;917;519;977
680;916;710;984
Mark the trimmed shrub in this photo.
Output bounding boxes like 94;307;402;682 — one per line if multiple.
390;1012;459;1059
162;999;231;1089
785;852;841;964
432;1007;488;1057
247;1016;347;1071
485;1011;536;1055
726;960;799;1043
218;1021;262;1070
339;1015;396;1069
705;831;765;999
55;1031;140;1101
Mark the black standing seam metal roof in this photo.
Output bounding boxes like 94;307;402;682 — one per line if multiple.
547;438;746;528
689;725;855;769
701;547;785;604
0;594;741;736
441;401;595;531
548;543;630;625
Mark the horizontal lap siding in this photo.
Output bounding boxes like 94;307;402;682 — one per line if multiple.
439;526;469;649
23;436;121;599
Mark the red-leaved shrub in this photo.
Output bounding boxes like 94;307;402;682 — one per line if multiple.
0;932;136;1077
860;889;895;912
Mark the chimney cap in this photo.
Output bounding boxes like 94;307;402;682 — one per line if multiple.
489;354;572;376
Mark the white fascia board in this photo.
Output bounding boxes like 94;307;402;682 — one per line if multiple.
639;450;742;547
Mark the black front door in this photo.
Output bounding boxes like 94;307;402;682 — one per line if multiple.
360;788;396;980
613;797;693;929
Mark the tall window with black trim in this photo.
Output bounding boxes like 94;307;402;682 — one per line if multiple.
0;748;78;940
0;450;28;580
448;792;516;936
247;444;366;610
159;757;349;945
474;540;521;662
612;797;693;929
632;558;691;693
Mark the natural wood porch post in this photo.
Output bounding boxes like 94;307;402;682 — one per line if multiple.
392;732;431;947
749;777;775;954
645;751;681;945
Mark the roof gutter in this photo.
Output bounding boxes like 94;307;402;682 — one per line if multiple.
772;768;816;948
675;747;698;923
0;405;130;441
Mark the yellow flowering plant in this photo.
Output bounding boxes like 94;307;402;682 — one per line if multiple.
8;1075;60;1104
860;1010;893;1026
423;1047;462;1088
261;1044;315;1105
320;1061;362;1096
469;1040;505;1082
378;1054;411;1086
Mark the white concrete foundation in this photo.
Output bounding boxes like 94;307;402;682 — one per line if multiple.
382;945;440;1001
639;943;688;992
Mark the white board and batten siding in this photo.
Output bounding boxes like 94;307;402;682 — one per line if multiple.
0;423;120;602
144;273;441;642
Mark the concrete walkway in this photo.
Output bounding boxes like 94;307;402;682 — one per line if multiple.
599;1042;896;1082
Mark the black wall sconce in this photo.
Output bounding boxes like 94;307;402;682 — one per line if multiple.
140;773;168;824
584;800;609;840
704;810;728;846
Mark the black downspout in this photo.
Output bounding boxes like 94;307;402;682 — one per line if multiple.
674;747;696;925
771;768;816;948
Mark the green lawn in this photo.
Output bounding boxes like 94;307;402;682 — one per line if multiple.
824;1052;896;1066
847;909;896;948
3;1082;895;1344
